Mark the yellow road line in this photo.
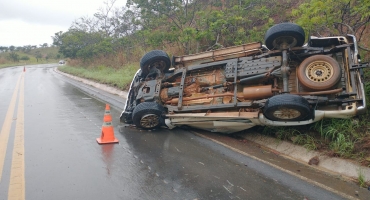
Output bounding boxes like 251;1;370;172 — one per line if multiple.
0;75;22;182
8;73;25;200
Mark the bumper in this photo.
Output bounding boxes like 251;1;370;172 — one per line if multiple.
164;103;360;133
256;102;358;127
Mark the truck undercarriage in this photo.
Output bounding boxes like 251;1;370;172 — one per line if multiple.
121;23;368;133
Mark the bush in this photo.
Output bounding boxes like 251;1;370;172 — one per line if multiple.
20;55;30;61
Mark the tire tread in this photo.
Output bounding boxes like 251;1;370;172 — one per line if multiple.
263;94;311;121
264;23;305;50
132;102;165;129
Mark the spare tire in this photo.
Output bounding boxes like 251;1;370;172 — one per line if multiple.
263;94;311;121
297;55;341;91
140;50;171;77
264;23;305;50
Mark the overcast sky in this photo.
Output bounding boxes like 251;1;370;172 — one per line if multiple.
0;0;127;47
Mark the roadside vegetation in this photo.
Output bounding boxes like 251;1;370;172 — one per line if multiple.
58;63;139;90
55;0;370;168
0;46;62;69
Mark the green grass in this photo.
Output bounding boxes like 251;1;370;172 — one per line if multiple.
294;134;318;151
262;127;300;140
358;170;367;188
329;133;355;157
313;118;360;141
58;64;139;90
263;118;359;158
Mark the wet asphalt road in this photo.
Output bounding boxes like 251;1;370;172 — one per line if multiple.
0;64;352;199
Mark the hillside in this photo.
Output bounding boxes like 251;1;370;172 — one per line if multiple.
52;0;369;68
0;46;62;68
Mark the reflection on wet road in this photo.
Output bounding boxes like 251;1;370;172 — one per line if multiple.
0;64;347;199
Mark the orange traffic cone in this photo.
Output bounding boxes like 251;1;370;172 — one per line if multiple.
96;104;119;144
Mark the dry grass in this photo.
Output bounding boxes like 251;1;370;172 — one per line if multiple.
0;57;6;64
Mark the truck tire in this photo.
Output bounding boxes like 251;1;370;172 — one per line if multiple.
297;55;341;91
132;102;165;129
140;50;171;77
263;94;311;121
264;23;305;50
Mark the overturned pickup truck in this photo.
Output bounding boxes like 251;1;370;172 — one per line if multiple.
120;23;369;133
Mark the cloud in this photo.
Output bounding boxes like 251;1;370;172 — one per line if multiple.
0;0;97;27
0;19;66;46
0;0;127;46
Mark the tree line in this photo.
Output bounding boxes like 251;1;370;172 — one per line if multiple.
53;0;370;65
0;43;49;53
0;43;61;63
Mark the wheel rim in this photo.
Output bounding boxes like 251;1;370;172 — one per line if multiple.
272;108;301;119
140;114;159;128
305;61;334;83
272;36;298;49
149;60;167;72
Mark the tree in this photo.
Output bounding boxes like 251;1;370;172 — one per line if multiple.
0;46;9;52
51;0;370;65
70;1;140;39
35;51;42;62
22;45;32;53
292;0;370;51
52;31;64;46
125;0;273;53
8;52;19;62
15;46;24;51
39;43;48;48
46;53;54;61
58;29;108;60
127;0;209;53
20;55;30;61
9;46;15;52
